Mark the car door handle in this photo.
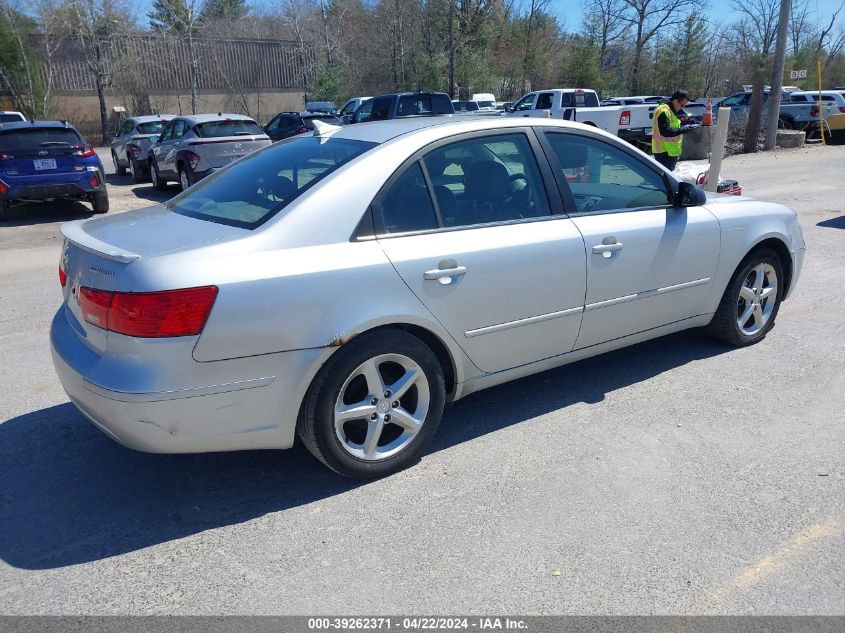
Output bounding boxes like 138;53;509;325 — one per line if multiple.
592;242;623;255
424;264;467;282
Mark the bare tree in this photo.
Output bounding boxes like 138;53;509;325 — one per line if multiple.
0;1;39;116
618;0;691;94
583;0;628;61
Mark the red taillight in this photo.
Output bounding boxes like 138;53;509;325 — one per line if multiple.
0;180;8;194
72;145;96;158
59;266;67;287
839;107;845;113
79;287;111;329
297;126;308;133
185;151;201;170
130;145;141;156
619;110;631;127
810;105;819;117
79;286;218;338
89;174;99;187
0;153;13;161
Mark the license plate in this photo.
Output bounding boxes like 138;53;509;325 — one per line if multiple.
34;158;57;170
643;127;652;135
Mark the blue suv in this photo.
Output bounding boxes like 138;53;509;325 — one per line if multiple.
0;120;109;220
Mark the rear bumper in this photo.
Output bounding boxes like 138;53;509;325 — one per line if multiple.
50;307;328;453
0;168;104;201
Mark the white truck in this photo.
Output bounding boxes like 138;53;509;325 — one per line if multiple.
505;89;633;135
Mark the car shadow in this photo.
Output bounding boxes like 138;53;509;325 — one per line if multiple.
130;184;178;203
0;200;93;226
0;331;729;570
817;215;845;229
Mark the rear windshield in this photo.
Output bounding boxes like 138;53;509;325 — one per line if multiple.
397;94;454;116
477;100;495;108
0;128;82;150
137;120;168;134
169;136;376;229
195;120;264;138
0;113;25;123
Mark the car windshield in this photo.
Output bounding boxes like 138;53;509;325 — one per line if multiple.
195;120;264;138
0;128;82;150
137;121;167;134
168;136;377;229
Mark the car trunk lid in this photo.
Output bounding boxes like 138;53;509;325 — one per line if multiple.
189;136;271;169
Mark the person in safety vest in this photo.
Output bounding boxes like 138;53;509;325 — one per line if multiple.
651;90;699;171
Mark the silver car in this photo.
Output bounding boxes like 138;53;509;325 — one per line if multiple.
147;113;271;192
110;115;174;183
51;117;805;478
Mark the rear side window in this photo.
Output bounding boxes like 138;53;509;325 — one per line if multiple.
397;94;453;116
137;121;167;134
169;137;376;229
370;98;392;121
0;128;82;150
380;163;438;233
560;92;599;107
195;120;264;138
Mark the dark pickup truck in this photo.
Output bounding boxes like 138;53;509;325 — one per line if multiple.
349;92;454;123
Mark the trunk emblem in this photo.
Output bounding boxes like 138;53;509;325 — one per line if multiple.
38;150;48;156
233;143;243;149
89;265;115;278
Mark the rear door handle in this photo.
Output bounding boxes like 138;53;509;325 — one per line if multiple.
424;261;467;284
592;242;623;257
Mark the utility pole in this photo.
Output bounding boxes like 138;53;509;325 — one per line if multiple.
764;0;792;151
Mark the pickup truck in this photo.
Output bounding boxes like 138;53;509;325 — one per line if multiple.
716;91;839;129
505;89;631;135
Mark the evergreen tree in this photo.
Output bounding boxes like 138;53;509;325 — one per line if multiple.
149;0;195;33
201;0;247;22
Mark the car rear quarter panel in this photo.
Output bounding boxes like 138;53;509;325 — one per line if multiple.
703;197;804;310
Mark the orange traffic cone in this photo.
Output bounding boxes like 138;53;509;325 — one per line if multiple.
703;98;714;126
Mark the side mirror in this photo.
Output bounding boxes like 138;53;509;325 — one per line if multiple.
675;181;707;207
505;105;514;113
149;135;159;143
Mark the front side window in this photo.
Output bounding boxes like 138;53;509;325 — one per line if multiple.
421;133;550;228
514;94;535;111
544;132;671;213
158;120;175;141
169;136;376;229
353;99;373;123
370;98;392;121
172;120;189;138
536;93;554;109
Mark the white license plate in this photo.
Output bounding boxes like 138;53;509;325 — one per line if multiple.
34;158;57;170
643;127;652;135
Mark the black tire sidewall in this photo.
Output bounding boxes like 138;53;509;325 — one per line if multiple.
304;330;446;479
726;248;784;344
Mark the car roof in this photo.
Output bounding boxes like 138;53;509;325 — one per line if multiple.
176;113;256;124
0;120;75;131
129;114;175;123
329;115;608;145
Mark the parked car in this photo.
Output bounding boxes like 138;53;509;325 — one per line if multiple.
338;97;371;123
0;120;108;219
470;93;497;110
305;101;337;115
147;113;271;191
452;100;480;112
110;115;173;182
0;111;26;123
787;90;845;114
716;90;838;129
51;116;804;478
505;88;631;135
264;112;343;142
350;92;454;123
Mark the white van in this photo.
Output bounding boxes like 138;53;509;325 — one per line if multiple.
471;93;497;110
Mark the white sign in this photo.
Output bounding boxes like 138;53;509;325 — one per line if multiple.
791;69;808;79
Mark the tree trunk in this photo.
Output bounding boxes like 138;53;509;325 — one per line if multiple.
448;0;455;98
96;75;109;146
743;58;768;154
629;21;644;94
764;0;791;151
188;33;198;115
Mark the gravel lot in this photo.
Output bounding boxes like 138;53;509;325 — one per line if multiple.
1;145;843;615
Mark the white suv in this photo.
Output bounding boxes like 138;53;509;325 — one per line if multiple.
788;90;845;114
0;111;26;123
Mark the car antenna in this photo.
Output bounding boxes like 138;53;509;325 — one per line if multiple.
311;119;342;140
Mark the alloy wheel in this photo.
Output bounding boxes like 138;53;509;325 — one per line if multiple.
737;263;777;336
333;353;430;461
129;158;136;178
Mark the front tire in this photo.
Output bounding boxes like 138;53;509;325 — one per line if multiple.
708;247;784;347
151;160;168;191
129;155;147;183
298;329;446;479
112;151;126;176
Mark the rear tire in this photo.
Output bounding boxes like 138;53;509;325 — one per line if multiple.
92;190;109;214
778;116;795;130
707;247;783;347
129;155;147;183
298;329;446;479
178;165;192;191
112;151;126;176
151;160;168;191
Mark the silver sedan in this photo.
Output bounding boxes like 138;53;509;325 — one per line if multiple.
51;117;805;478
